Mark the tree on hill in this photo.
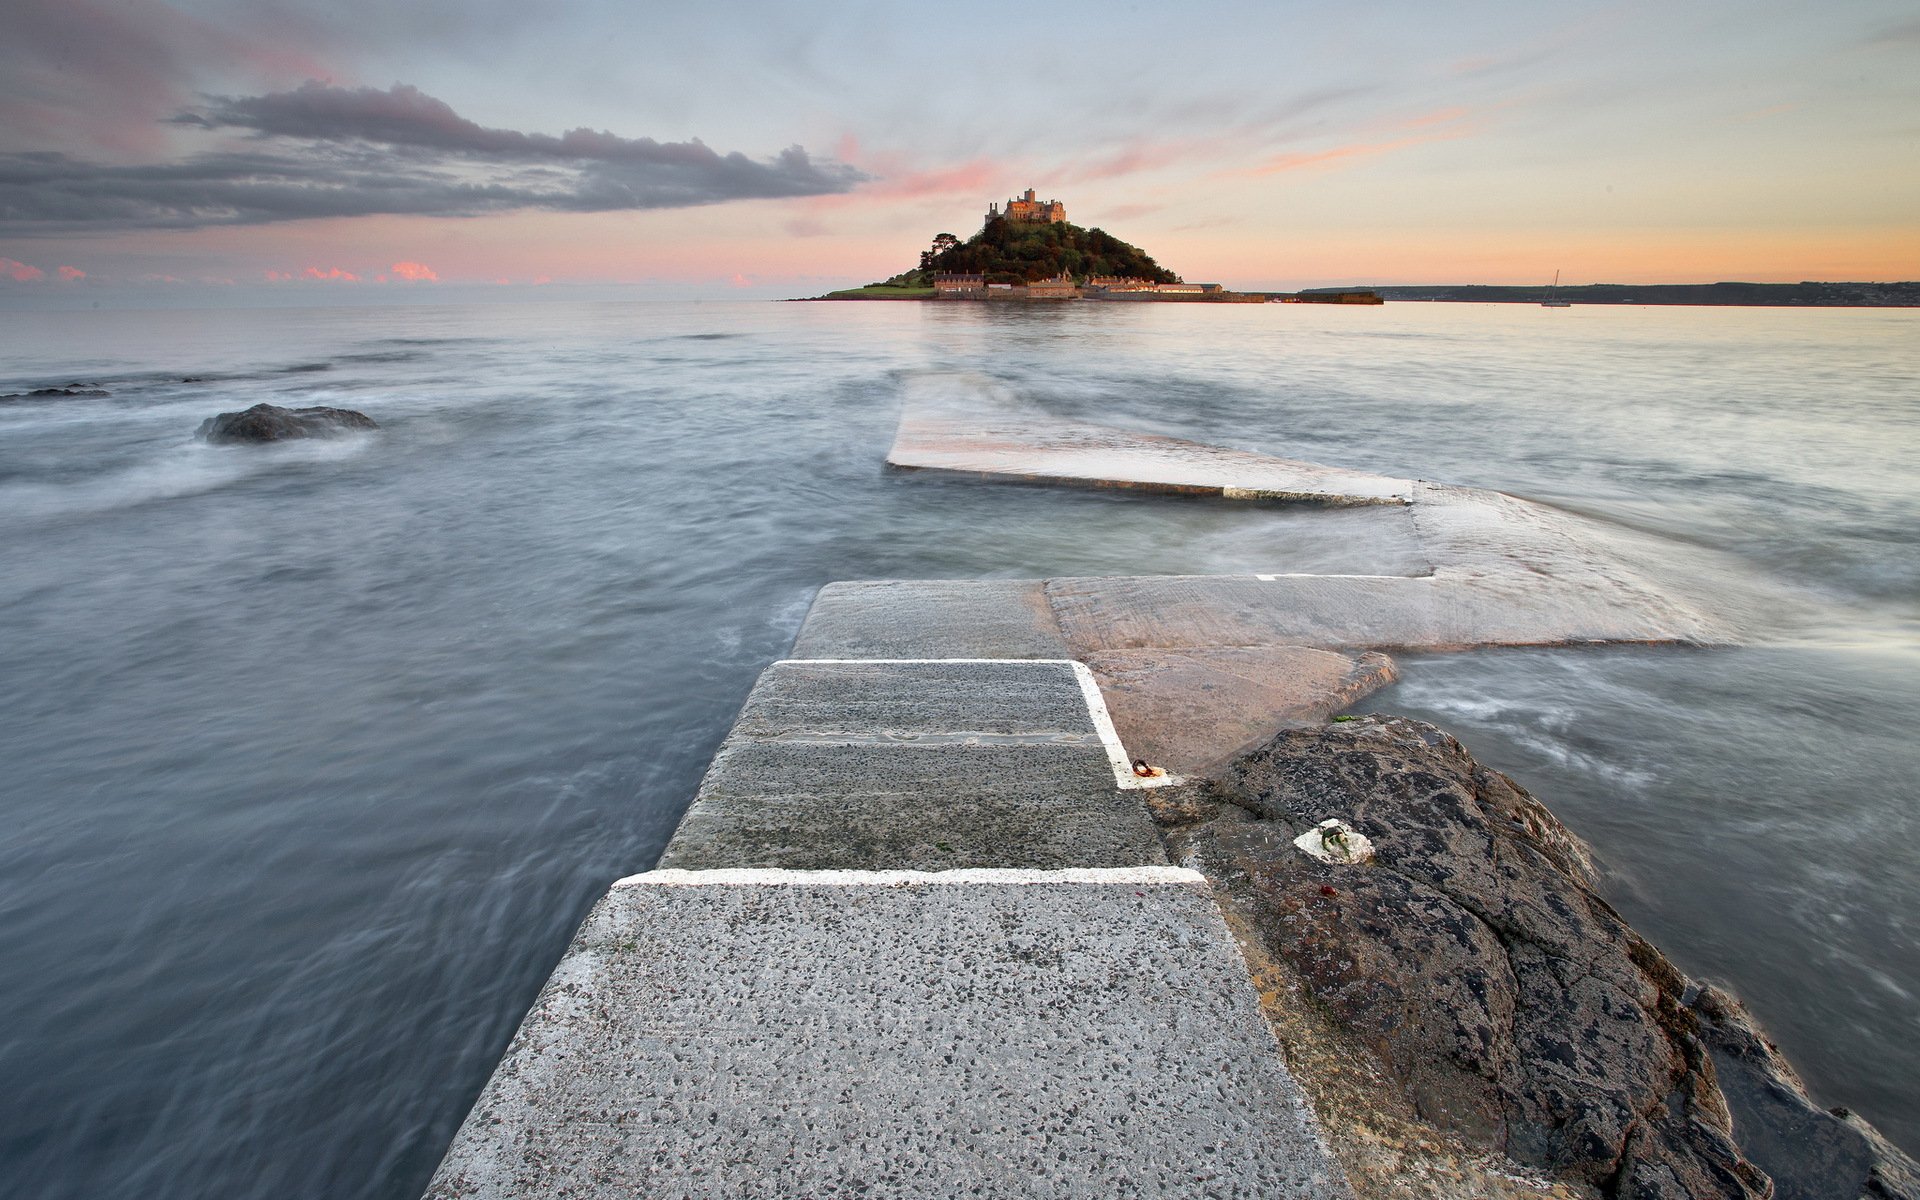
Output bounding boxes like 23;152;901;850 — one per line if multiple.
918;217;1181;285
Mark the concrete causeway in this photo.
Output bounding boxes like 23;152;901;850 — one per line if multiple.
426;656;1355;1198
658;658;1171;871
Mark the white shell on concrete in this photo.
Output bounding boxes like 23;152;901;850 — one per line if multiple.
424;869;1355;1199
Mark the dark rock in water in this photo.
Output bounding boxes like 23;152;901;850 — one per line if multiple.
196;403;377;443
1170;715;1913;1199
1;386;111;401
1692;985;1919;1200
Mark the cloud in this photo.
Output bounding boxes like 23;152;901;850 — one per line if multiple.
2;257;46;281
0;81;865;233
1250;106;1480;177
0;0;333;156
302;265;358;281
57;265;85;281
390;259;437;281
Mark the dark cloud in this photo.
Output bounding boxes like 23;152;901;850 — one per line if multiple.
1;82;864;232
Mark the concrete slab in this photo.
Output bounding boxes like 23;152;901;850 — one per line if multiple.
871;409;1742;652
792;579;1070;660
730;658;1096;739
424;868;1356;1200
1046;571;1725;653
889;408;1412;506
658;659;1168;871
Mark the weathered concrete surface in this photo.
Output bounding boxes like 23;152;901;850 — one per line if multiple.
1046;568;1725;653
1084;646;1399;776
425;868;1356;1200
889;408;1413;505
658;659;1167;871
791;579;1070;660
873;409;1746;652
1159;714;1789;1190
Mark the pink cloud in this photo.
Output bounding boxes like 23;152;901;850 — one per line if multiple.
390;260;438;282
791;145;1005;215
729;272;754;288
2;258;47;282
264;269;294;282
302;266;360;282
56;265;86;281
532;275;551;285
1250;109;1478;178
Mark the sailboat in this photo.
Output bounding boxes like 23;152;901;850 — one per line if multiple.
1541;270;1571;307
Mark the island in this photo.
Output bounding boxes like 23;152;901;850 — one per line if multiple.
796;188;1378;304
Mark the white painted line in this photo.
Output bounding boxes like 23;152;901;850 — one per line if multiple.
1065;660;1184;790
774;658;1183;790
614;865;1206;889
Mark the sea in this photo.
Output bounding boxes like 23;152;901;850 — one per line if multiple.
1;298;1915;1197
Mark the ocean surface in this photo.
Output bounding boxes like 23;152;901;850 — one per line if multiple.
1;298;1914;1196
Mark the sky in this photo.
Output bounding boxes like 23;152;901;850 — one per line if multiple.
1;0;1916;303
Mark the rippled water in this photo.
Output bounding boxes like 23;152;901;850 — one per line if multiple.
1;299;1915;1195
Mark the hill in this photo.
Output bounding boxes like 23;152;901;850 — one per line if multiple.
913;216;1182;286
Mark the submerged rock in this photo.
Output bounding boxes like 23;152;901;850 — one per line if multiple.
1;385;111;401
1170;715;1917;1199
196;402;377;443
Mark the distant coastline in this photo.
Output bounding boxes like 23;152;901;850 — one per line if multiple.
1333;280;1920;307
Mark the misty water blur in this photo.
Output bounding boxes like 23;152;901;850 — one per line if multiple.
0;299;1914;1197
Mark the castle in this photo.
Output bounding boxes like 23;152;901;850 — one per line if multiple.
986;188;1066;225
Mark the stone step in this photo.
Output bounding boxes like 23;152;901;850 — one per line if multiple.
658;659;1171;872
423;867;1354;1200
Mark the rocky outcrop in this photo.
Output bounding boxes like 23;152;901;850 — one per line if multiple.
1086;646;1398;777
1162;716;1917;1199
195;402;377;443
1;385;110;401
1692;986;1919;1200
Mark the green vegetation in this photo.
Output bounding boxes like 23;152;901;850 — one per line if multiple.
917;217;1181;286
823;283;936;299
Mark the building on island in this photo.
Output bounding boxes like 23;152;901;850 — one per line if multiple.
932;273;986;296
1085;276;1157;292
985;188;1067;225
1022;272;1080;299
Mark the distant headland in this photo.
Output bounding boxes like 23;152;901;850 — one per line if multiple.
795;188;1376;304
1345;280;1920;307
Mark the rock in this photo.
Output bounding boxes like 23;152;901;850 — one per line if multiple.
1;386;110;401
1084;646;1398;776
1172;715;1773;1198
1691;985;1920;1200
195;402;377;443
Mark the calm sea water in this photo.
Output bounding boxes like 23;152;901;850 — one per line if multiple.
1;299;1915;1196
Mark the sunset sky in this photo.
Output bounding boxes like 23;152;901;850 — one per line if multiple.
2;0;1916;303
